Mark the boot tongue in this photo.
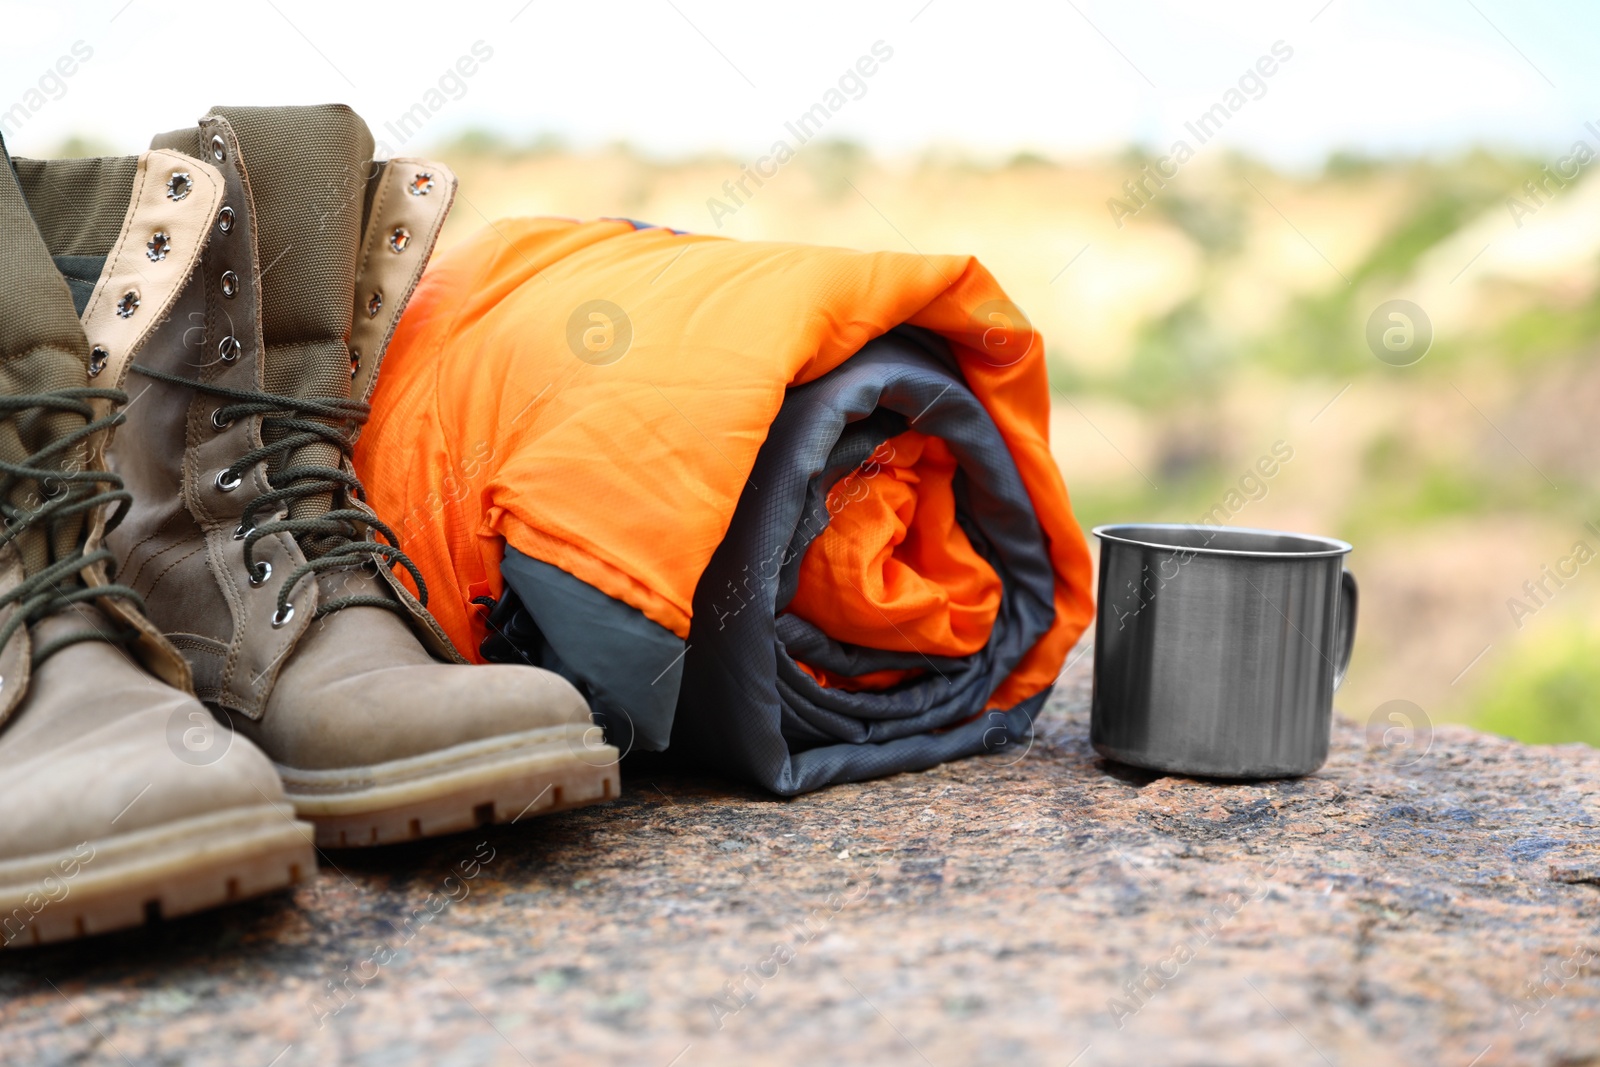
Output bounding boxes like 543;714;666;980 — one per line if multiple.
209;105;375;552
0;135;97;577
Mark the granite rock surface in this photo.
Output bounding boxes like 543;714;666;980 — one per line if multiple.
3;649;1598;1066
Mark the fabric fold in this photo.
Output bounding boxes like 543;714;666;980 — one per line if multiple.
674;329;1060;792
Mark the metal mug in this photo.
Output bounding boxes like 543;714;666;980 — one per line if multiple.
1089;524;1357;778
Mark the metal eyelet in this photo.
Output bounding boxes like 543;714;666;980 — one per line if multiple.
249;560;272;587
233;522;253;541
88;346;109;378
146;232;171;263
366;291;383;318
166;171;194;201
271;603;295;628
212;408;232;431
388;226;410;254
210;134;226;163
218;336;242;363
349;347;360;381
220;270;239;298
218;206;235;234
407;172;434;197
116;290;140;319
215;468;242;492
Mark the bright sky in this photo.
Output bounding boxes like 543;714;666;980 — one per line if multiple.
4;0;1594;166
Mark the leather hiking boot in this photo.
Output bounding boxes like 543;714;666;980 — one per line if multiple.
0;138;315;946
102;105;617;848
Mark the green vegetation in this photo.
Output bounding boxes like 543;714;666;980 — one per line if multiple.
1154;191;1245;257
1495;293;1600;367
434;128;575;158
1069;455;1249;534
43;134;115;159
1469;623;1600;746
1115;298;1235;408
798;139;869;198
1251;156;1524;379
1339;436;1578;544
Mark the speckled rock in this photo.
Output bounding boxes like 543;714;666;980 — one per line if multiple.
3;648;1597;1066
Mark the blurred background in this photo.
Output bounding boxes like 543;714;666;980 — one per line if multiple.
9;1;1598;745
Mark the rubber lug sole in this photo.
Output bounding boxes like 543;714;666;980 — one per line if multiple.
0;804;315;948
274;724;621;848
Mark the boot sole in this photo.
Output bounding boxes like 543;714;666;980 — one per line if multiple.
0;804;315;948
274;724;620;848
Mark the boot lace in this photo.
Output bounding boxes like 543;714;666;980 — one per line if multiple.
130;365;428;623
0;388;145;663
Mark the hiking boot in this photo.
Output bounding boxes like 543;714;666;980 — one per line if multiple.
0;139;315;946
103;105;617;848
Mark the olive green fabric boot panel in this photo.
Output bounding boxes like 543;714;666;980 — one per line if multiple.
210;105;374;539
10;154;138;315
0;137;101;580
5;144;231;695
8;154;137;258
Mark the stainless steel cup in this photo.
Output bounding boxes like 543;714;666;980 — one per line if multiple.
1090;524;1357;778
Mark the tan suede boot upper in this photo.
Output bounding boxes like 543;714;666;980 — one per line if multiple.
101;105;617;846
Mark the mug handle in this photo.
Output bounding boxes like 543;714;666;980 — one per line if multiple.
1333;569;1358;690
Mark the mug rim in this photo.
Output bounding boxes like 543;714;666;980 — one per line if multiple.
1092;522;1353;559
